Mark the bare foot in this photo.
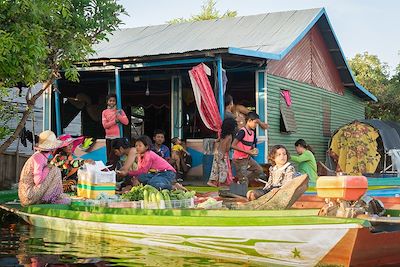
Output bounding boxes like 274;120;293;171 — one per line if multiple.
207;181;218;187
131;178;140;186
120;185;132;193
246;190;256;201
173;182;188;192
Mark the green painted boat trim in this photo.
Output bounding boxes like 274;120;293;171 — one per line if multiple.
69;205;320;217
367;178;400;186
77;184;115;190
186;186;219;193
386;209;400;217
21;204;369;227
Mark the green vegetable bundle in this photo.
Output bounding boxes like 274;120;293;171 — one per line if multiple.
121;184;145;201
121;184;196;209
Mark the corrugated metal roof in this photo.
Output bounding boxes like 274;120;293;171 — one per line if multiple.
92;8;322;60
90;7;376;102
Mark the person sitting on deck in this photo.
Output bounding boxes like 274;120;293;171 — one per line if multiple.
119;135;176;190
291;139;318;183
18;130;71;206
151;129;171;160
50;134;92;193
170;137;191;181
247;145;297;201
112;138;138;190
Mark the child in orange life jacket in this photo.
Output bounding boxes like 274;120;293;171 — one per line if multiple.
231;112;265;185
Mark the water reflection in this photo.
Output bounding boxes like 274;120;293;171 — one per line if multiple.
0;218;259;267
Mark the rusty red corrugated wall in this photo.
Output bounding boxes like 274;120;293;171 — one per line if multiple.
267;25;344;95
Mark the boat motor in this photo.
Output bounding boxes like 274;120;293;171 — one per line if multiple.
316;175;384;218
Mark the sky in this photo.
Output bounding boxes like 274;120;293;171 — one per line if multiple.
118;0;399;73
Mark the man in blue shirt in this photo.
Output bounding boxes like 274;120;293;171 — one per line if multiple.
151;129;171;160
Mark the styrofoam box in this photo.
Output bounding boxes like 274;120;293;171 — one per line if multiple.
77;169;116;184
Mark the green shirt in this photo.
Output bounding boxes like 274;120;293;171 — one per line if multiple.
291;150;318;182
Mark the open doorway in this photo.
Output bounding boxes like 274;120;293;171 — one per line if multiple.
122;75;171;145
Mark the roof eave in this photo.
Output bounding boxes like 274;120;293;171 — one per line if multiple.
228;47;281;60
317;10;377;102
355;82;378;102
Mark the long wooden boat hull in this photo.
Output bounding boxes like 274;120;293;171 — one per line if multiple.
1;203;399;267
1;190;400;267
8;207;364;266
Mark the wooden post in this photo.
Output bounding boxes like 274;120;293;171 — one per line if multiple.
15;137;20;183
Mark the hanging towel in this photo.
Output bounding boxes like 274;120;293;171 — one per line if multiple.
281;90;292;106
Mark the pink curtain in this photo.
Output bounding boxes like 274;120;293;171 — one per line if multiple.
189;63;222;133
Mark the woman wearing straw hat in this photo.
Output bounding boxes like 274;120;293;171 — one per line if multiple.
18;130;71;206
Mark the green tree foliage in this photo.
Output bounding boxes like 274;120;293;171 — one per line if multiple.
167;0;237;24
349;52;400;121
0;0;126;153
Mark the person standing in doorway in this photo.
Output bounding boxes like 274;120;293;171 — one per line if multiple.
102;94;129;167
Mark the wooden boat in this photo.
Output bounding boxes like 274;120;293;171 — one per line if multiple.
1;190;400;267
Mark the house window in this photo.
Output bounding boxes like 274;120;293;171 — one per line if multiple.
322;98;331;137
280;90;296;133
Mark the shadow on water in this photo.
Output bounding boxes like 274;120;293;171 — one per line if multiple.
0;210;260;267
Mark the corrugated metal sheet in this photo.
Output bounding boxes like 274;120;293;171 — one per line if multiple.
4;85;81;155
89;8;376;101
267;26;344;94
5;85;44;155
92;8;322;59
266;74;365;162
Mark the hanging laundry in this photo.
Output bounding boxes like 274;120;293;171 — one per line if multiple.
19;127;28;147
188;63;222;134
281;90;292;106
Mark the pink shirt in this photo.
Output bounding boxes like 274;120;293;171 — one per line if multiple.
129;150;175;177
32;152;50;185
102;108;129;138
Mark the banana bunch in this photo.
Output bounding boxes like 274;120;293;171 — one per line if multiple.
143;185;165;209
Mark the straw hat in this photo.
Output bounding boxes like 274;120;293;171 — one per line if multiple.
58;134;84;153
34;130;63;151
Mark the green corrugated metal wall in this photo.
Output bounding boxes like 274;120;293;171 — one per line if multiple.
266;74;365;162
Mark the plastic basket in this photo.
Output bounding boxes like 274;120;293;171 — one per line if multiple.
143;198;195;209
108;200;143;208
169;198;195;209
71;199;107;207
